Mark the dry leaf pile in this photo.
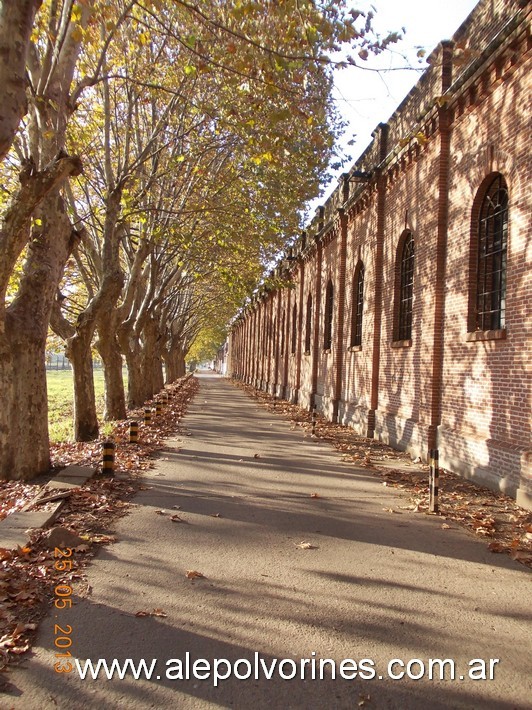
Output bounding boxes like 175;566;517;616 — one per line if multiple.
0;375;198;673
0;482;43;521
233;380;532;568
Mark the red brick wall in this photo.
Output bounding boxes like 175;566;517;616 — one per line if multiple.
229;0;531;508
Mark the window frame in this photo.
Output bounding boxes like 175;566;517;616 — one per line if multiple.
394;230;415;343
350;262;365;348
323;278;334;351
291;302;297;354
469;173;508;333
304;293;312;353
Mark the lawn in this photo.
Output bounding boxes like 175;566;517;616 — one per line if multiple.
47;369;108;442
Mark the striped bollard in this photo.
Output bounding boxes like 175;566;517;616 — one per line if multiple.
129;420;139;444
144;407;152;425
155;401;163;417
429;448;439;513
102;440;115;475
311;406;317;436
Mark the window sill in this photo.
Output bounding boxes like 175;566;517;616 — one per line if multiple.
391;339;412;349
466;329;506;342
349;345;362;352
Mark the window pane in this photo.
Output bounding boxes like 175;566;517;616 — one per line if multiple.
398;233;414;341
351;264;364;347
476;175;508;330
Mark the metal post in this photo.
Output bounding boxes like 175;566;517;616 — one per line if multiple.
429;448;439;513
311;405;317;436
144;407;152;426
155;401;163;417
129;420;139;444
102;440;115;474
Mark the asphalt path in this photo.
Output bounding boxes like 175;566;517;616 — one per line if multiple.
5;373;531;709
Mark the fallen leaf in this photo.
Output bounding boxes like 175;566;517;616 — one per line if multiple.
295;542;318;550
441;523;451;529
75;544;91;553
209;513;221;518
253;453;261;459
488;542;507;553
155;510;167;515
510;549;532;563
135;608;168;618
185;570;205;579
310;493;320;499
170;515;184;523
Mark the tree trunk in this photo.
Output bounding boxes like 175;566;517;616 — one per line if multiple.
125;349;146;408
176;353;186;378
0;0;41;162
152;349;165;393
0;319;50;479
0;190;71;479
139;319;160;401
66;334;98;441
165;344;186;382
96;316;127;421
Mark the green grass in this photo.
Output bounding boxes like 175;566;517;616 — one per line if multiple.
47;369;108;442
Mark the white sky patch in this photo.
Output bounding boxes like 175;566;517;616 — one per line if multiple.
314;0;479;204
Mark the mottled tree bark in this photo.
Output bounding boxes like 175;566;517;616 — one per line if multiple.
0;191;73;479
164;344;186;382
96;318;127;421
0;0;41;161
67;334;98;441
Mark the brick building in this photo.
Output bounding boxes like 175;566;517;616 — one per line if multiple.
228;0;531;510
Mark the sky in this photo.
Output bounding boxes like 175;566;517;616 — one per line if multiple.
314;0;479;205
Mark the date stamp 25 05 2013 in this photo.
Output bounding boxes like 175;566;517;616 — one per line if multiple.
53;547;74;674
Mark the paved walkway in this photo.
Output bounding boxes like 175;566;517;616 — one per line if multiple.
5;374;531;709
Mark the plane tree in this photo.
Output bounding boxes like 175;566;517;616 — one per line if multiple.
0;0;397;473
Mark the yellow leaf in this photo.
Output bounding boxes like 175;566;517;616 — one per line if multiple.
70;25;83;43
71;5;83;23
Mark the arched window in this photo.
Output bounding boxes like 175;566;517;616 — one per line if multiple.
350;262;364;347
323;279;334;350
291;302;297;354
395;231;414;341
473;174;508;331
305;293;312;353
